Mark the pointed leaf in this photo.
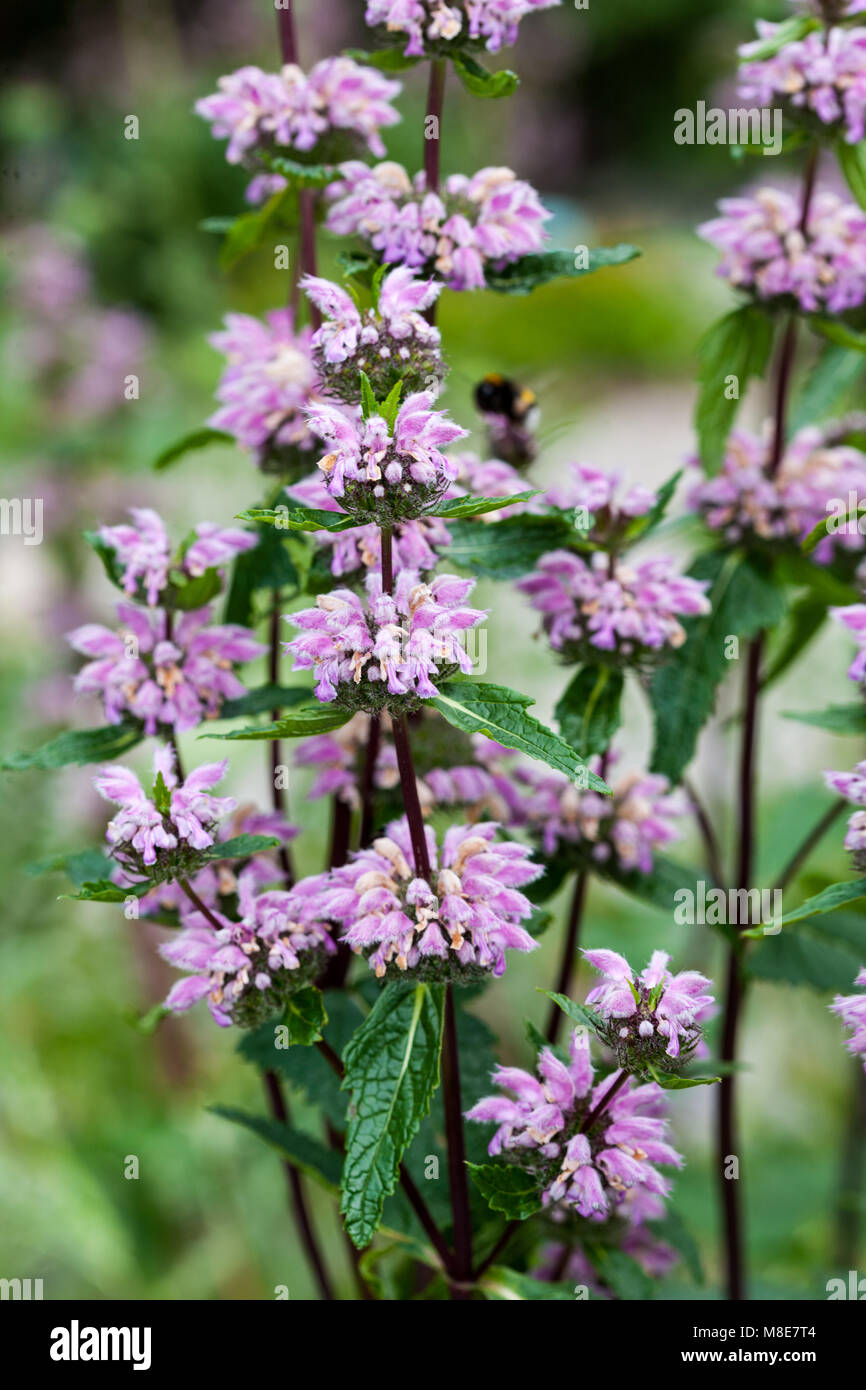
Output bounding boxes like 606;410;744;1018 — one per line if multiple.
695;305;774;475
154;427;234;471
3;720;142;771
210;1107;343;1189
203;705;353;741
466;1163;543;1221
555;665;623;759
451;52;519;98
485;246;641;296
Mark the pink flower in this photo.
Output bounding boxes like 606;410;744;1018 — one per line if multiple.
325;161;551;291
698;187;866;314
98;508;255;606
67;603;265;734
689;425;866;562
285;568;485;708
208;309;319;465
739;21;866;145
303;266;444;403
305;389;467;520
824;761;866;866
583;948;715;1066
195;59;401;180
161;870;336;1028
298;816;541;980
94;747;236;880
831;967;866;1072
517;549;710;665
467;1027;683;1220
365;1;560;57
832;603;866;682
544;463;656;537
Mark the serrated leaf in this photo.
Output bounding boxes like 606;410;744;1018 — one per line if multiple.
210;1107;343;1189
646;1065;720;1090
341;983;444;1249
554;664;623;759
154;427;234;471
747;908;866;992
238;990;363;1128
203;704;353;741
779;877;866;925
538;991;604;1036
359;369;378;421
218;685;312;719
434;491;538;519
236;505;358;533
650;552;785;783
466;1163;543;1220
451;51;519;98
3;720;142;771
379;378;403;432
65;878;151;903
695;305;774;475
430;680;609;792
443;512;586;579
485;245;640;296
583;1243;655;1301
479;1267;574;1300
200;833;280;862
782;704;866;735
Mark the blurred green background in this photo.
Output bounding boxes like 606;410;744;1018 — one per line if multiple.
2;0;864;1300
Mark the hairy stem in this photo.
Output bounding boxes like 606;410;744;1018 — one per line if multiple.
391;714;432;879
358;713;382;847
545;869;589;1044
263;1068;336;1300
442;987;473;1296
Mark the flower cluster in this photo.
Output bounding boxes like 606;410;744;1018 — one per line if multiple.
583;948;715;1070
68;602;264;734
303;267;445;403
98;508;255;606
513;758;687;870
517;549;711;667
95;750;236;883
544;464;656;541
305;390;467;522
303;816;541;980
365;0;560;57
208;309;319;471
452;451;536;515
286;570;484;710
824;761;866;866
291;471;451;577
161;872;336;1028
831;967;866;1072
689;425;866;562
739;22;866;145
467;1028;683;1220
195;59;401;195
698;187;866;314
325;162;551;291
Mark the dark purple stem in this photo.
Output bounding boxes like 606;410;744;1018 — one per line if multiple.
269;594;295;887
579;1068;630;1135
442;987;473;1295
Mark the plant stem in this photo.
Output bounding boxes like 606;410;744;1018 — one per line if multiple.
473;1220;519;1280
391;714;432;879
424;60;447;194
358;713;382;847
263;1068;336;1301
834;1063;866;1269
442;986;473;1296
276;1;298;65
545;869;589;1044
579;1068;630;1135
775;799;847;891
381;527;394;594
178;878;224;931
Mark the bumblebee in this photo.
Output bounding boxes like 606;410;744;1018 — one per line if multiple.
473;373;539;469
474;374;537;423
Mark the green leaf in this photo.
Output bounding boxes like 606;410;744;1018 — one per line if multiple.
485;245;640;296
153;427;234;472
359;369;378;421
25;848;110;887
218;186;295;271
238;990;363;1129
810;317;866;354
209;1107;343;1190
200;833;280;862
554;665;623;759
538;991;604;1036
759;593;829;693
621;469;683;543
65;878;151;904
779;877;866;925
218;685;313;719
646;1065;720;1090
803;500;866;554
737;13;818;61
695;305;774;475
260;152;334;187
791;344;866;431
747;909;866;992
341;983;445;1248
838;138;866;211
479;1267;574;1301
466;1163;543;1221
783;704;866;735
433;491;538;519
343;46;422;72
443;512;588;579
223;523;300;626
583;1244;655;1301
594;854;734;940
164;567;222;612
281;986;328;1047
203;704;353;741
3;720;142;771
650;552;785;782
379;378;403;432
235;504;358;533
430;680;609;792
450;52;519;99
